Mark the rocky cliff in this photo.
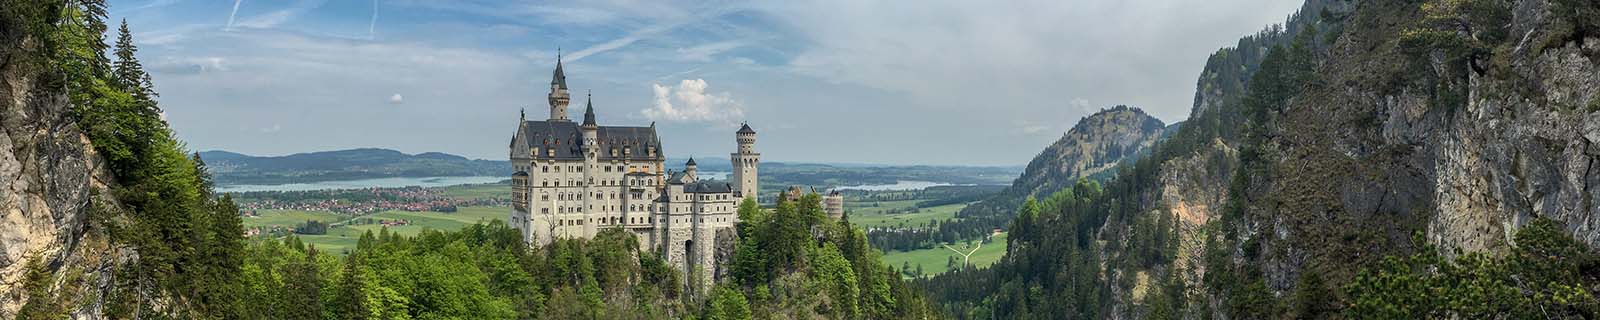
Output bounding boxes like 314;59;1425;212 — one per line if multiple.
0;11;130;318
924;0;1600;318
1137;0;1600;316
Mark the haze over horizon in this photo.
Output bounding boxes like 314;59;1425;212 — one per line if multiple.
111;0;1301;166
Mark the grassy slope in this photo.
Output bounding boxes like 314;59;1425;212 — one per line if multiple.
850;202;969;229
242;210;345;228
439;182;509;200
253;206;509;255
881;232;1008;278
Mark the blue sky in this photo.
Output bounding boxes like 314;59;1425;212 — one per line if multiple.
110;0;1303;166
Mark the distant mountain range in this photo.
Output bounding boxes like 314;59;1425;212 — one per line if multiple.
199;148;510;185
200;148;1025;187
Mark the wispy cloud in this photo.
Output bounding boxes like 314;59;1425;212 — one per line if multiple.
224;0;242;31
130;0;183;12
564;4;746;62
676;40;744;62
368;0;379;40
235;0;328;29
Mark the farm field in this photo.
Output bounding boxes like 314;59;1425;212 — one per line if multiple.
849;202;969;229
439;182;509;201
252;206;509;255
242;209;346;228
881;232;1007;278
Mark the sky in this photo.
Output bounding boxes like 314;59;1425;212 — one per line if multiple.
109;0;1305;166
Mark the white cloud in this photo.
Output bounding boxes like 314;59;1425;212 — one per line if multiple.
389;93;403;104
642;79;744;124
1070;98;1094;113
259;124;281;133
149;56;228;74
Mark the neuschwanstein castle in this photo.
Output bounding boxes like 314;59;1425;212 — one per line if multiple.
507;56;760;292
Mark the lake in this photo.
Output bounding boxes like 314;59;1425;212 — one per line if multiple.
835;180;968;191
218;176;507;193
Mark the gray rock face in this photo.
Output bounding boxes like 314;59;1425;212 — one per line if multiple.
1429;34;1600;252
0;22;127;318
1091;1;1598;317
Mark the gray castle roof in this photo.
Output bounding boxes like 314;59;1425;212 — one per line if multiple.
551;57;567;89
737;123;755;134
517;120;662;161
684;180;734;194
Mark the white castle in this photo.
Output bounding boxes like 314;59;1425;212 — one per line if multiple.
507;55;759;291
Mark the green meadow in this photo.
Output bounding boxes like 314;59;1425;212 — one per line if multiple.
439;182;510;200
252;206;510;255
242;209;346;228
849;202;969;229
881;232;1008;278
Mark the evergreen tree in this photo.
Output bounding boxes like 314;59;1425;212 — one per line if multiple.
706;285;753;320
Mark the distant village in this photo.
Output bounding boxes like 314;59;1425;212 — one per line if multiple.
234;185;507;215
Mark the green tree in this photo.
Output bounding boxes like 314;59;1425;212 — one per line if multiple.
706;285;753;320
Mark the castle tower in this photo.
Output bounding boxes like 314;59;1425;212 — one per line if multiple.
580;95;599;237
824;191;844;220
732;123;760;200
548;53;571;121
685;157;698;181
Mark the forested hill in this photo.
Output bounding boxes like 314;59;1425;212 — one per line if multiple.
920;0;1600;319
199;148;509;185
957;105;1170;224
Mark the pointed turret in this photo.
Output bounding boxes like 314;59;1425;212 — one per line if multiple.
685;157;698;180
551;51;568;90
547;50;571;121
582;93;597;127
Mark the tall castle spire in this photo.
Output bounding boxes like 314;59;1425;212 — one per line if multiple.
551;49;567;89
547;49;571;121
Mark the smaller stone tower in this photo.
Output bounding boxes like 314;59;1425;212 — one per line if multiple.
681;156;694;180
823;191;844;220
731;123;760;200
548;52;570;121
580;95;599;236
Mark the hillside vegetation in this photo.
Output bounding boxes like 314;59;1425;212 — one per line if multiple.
920;0;1600;318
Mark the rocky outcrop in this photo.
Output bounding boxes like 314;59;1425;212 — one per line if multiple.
1425;32;1600;253
0;16;130;318
1197;0;1600;310
962;106;1169;218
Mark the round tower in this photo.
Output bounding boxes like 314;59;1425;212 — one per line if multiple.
547;53;571;121
731;123;760;200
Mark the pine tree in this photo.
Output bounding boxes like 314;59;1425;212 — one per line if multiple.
111;19;159;113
